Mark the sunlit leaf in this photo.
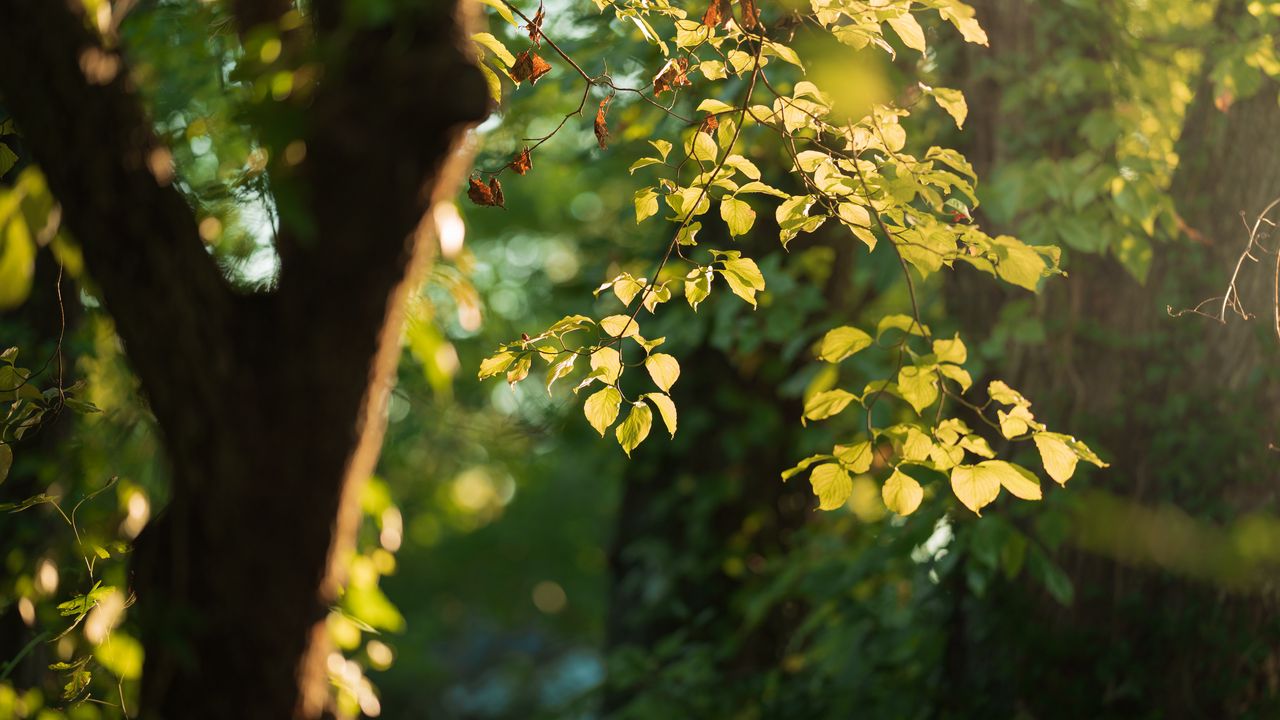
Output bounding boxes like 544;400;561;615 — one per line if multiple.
882;468;924;516
615;402;653;456
810;463;853;510
584;387;622;437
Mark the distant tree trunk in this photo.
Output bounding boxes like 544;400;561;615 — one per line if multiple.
0;1;487;717
943;0;1280;715
603;345;810;715
602;214;867;714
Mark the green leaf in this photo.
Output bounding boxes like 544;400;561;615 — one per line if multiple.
882;468;924;516
615;402;653;456
644;393;677;438
720;197;756;236
644;353;680;392
817;326;872;363
584;387;622;436
810;463;852;510
1033;432;1078;485
0;444;10;485
803;389;857;422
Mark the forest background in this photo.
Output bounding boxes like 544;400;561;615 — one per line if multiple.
2;0;1280;718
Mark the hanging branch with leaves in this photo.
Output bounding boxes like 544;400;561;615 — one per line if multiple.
471;0;1106;517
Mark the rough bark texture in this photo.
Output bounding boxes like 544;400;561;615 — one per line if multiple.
0;1;487;717
942;0;1280;714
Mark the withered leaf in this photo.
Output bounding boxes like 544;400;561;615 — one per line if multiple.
740;0;760;29
489;177;504;207
467;176;505;207
699;113;719;133
467;177;496;206
527;2;546;47
701;0;731;27
594;97;612;150
511;50;552;84
512;147;532;175
653;58;691;95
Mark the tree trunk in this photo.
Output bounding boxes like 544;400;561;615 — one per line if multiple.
0;1;487;717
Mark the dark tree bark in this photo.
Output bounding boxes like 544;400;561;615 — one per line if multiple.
0;1;487;717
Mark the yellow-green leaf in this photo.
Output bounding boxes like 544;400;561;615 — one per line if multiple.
781;453;833;481
980;460;1042;500
882;468;924;516
685;266;712;310
584;387;622;437
950;464;1001;515
644;353;680;392
506;354;531;384
718;257;765;308
809;463;852;510
615;402;653;456
1033;432;1078;485
835;440;874;473
930;87;968;129
590;346;622;383
545;355;576;393
600;315;639;338
478;351;515;379
932;335;967;364
887;13;927;52
635;187;659;223
644;392;677;437
817;326;872;363
803;389;857;422
720;197;756;236
897;365;938;414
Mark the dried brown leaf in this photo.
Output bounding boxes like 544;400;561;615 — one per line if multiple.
701;0;731;27
512;147;532;175
511;50;552;84
467;177;497;206
594;98;612;149
489;177;504;207
527;2;545;47
653;58;690;95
